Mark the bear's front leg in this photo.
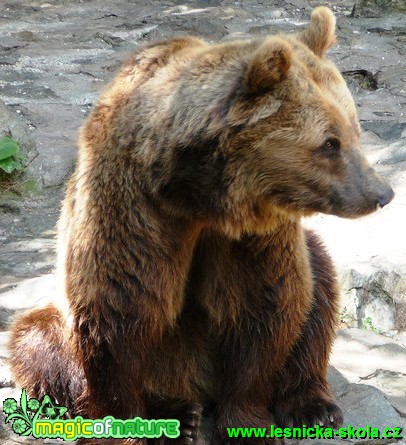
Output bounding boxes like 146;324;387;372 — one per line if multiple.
76;323;203;445
214;324;288;445
272;230;343;429
74;293;204;445
75;311;149;422
214;305;306;445
196;224;313;445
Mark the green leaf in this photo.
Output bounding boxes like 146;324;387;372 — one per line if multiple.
5;412;25;423
0;137;19;161
20;389;27;416
20;427;33;436
0;158;22;173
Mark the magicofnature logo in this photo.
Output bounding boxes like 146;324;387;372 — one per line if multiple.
3;389;180;441
3;389;67;436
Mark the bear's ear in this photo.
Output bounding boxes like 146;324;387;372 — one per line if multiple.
299;6;336;57
245;37;292;94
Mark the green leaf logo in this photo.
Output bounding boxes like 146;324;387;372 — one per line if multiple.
35;395;67;421
3;389;68;438
3;389;33;436
3;398;17;415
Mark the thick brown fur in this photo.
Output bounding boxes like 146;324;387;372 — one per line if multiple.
9;7;393;445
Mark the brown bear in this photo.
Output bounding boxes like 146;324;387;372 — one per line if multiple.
9;6;394;445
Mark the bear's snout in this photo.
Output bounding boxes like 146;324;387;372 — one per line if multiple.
360;166;395;214
325;151;395;218
333;148;395;218
375;183;394;209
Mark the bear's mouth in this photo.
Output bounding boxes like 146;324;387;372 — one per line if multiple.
325;185;394;219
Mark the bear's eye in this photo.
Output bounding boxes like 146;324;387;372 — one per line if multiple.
323;138;340;151
321;138;341;158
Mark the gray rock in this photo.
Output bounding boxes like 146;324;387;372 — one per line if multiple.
146;18;229;41
376;65;406;96
328;366;351;398
0;274;57;330
0;274;55;312
0;238;56;291
0;358;13;388
359;369;406;417
352;0;406;17
339;384;402;437
380;140;406;166
339;266;406;332
342;70;378;95
331;329;406;432
331;328;406;380
362;121;406;141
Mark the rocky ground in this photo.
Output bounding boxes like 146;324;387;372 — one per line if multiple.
0;0;405;444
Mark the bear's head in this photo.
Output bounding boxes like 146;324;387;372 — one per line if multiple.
151;7;394;233
224;6;394;222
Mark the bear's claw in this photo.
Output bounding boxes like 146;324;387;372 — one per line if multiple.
167;402;202;445
274;398;343;429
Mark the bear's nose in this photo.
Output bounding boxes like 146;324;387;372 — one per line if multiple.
376;186;395;209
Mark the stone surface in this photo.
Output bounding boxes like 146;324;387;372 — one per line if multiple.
0;358;13;389
339;383;401;431
352;0;406;18
331;328;406;439
338;264;406;332
331;328;406;380
360;369;406;418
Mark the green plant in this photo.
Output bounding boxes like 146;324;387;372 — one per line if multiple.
0;137;25;175
361;316;383;334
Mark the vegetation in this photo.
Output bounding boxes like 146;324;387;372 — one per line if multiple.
0;137;25;174
0;136;26;192
362;317;383;334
